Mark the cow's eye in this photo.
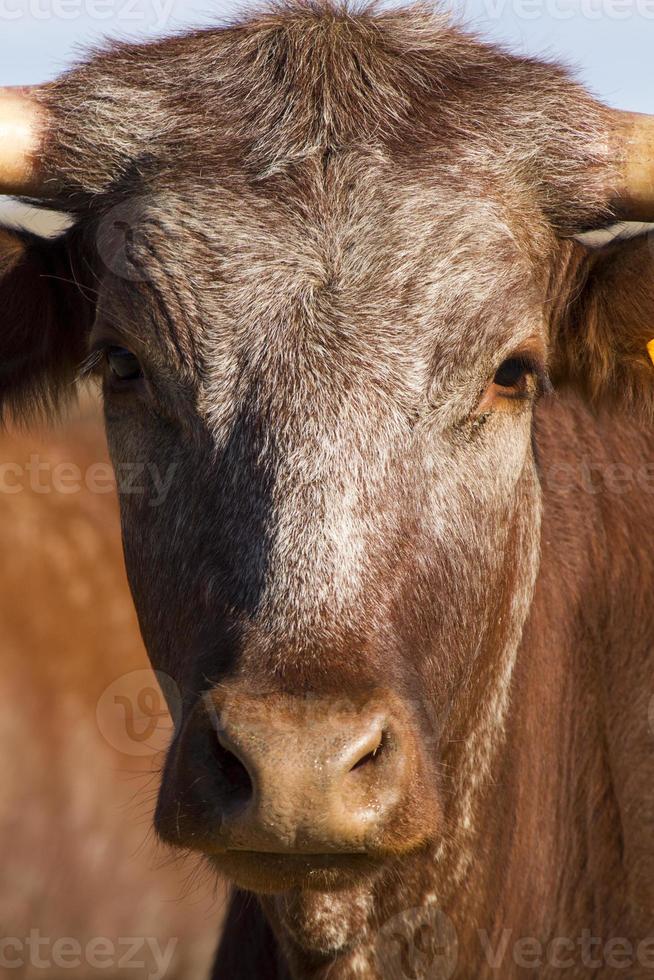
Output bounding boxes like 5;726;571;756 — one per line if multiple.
106;346;143;382
493;357;533;392
475;354;545;417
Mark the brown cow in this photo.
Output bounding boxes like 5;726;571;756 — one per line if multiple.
0;400;219;977
1;3;654;977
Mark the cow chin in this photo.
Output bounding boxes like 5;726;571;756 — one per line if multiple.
209;853;383;957
273;884;377;958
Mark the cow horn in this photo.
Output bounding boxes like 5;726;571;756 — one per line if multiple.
0;88;44;196
613;111;654;222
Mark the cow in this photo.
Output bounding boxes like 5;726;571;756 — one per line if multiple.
1;2;654;976
0;402;219;978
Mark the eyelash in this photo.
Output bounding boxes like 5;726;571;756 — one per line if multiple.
492;355;550;399
77;344;144;388
104;346;144;382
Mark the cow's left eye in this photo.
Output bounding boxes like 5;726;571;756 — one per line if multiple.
493;357;533;392
475;354;544;416
106;346;143;382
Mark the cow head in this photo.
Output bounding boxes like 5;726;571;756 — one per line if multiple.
2;4;654;959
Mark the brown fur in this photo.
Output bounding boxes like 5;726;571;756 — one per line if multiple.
0;402;220;977
1;4;654;977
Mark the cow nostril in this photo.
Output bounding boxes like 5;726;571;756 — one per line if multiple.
348;729;388;773
209;734;253;809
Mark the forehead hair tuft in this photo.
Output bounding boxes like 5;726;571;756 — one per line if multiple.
32;0;617;233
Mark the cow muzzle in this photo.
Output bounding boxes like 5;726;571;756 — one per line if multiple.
156;685;438;891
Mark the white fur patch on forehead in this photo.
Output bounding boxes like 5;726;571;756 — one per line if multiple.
92;172;545;441
180;180;544;441
134;160;547;391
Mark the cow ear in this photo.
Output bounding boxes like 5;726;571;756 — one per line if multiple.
0;224;95;424
549;231;654;419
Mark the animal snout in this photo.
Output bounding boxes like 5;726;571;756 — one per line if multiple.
156;686;436;864
208;704;401;852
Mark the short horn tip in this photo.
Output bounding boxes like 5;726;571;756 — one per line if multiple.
0;87;44;196
611;109;654;223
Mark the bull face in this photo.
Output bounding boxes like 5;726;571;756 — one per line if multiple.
93;177;545;892
1;3;654;960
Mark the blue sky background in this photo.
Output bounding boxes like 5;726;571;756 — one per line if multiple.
0;0;652;111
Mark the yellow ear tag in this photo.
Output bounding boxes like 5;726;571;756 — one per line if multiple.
648;340;654;367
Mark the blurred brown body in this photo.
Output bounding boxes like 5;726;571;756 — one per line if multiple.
0;401;218;979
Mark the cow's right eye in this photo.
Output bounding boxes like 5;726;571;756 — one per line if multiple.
106;346;143;382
